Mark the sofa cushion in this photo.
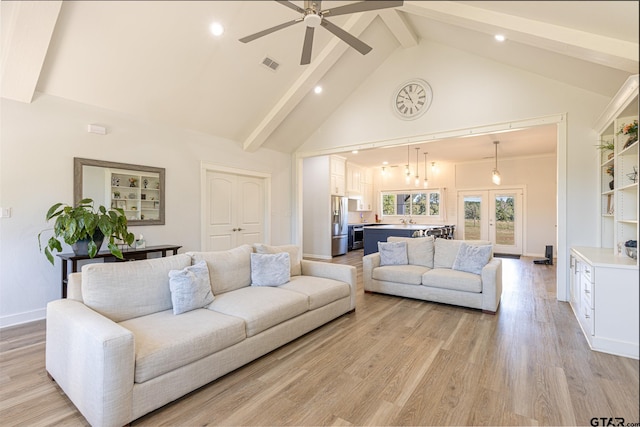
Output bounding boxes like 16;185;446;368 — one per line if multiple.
169;261;215;315
208;287;308;337
250;252;290;287
253;244;302;276
119;308;246;383
378;241;408;266
452;243;492;275
434;239;491;269
372;265;430;286
279;275;350;310
188;245;253;294
422;268;482;293
388;236;434;268
82;254;192;322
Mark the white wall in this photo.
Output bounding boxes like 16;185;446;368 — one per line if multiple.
0;94;292;327
302;156;331;259
455;155;557;256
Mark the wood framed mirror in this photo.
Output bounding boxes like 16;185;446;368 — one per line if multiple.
74;158;165;226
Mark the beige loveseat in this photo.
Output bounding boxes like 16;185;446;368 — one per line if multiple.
46;244;356;427
363;237;502;313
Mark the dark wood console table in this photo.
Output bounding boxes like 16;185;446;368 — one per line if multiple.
56;244;181;298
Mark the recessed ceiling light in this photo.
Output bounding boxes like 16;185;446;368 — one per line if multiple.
494;34;506;42
210;22;224;37
382;161;389;165
314;85;323;94
352;150;358;154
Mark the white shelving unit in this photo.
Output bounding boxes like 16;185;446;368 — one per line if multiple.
596;84;638;259
569;75;639;359
110;170;162;221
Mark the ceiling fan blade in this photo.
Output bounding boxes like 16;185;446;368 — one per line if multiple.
320;19;372;55
239;18;302;43
301;26;315;65
275;0;305;14
323;1;403;17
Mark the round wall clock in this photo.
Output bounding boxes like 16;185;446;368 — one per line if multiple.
392;79;432;120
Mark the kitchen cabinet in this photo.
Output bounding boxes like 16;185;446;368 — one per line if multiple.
361;168;373;211
347;162;374;211
330;155;346;196
346;163;362;196
569;247;638;358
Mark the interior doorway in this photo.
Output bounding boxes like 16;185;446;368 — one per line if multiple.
457;188;524;255
201;164;271;251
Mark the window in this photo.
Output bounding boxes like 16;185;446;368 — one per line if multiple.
381;191;441;217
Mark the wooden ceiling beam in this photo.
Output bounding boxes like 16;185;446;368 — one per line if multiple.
242;12;377;153
402;1;638;73
1;1;63;103
379;9;419;49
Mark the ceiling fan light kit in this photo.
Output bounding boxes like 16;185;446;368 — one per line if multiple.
239;1;404;65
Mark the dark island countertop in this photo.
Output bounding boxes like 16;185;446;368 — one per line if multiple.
363;224;453;255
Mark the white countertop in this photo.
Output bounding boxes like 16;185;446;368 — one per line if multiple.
571;246;638;269
364;224;445;230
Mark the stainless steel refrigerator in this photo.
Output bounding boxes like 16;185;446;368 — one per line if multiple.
331;196;348;256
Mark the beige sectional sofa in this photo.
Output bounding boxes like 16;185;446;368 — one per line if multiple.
46;244;356;427
363;237;502;313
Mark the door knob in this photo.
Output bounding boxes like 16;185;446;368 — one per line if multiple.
237;228;243;231
232;228;237;232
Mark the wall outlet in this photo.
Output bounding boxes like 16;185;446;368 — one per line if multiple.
0;207;12;218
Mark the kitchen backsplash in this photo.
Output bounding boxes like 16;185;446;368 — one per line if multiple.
347;211;374;224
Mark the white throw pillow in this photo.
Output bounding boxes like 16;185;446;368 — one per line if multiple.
378;241;408;266
253;243;302;276
388;236;434;267
452;243;492;275
168;261;215;315
250;252;291;287
187;245;253;294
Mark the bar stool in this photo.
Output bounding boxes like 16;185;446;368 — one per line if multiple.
428;228;443;239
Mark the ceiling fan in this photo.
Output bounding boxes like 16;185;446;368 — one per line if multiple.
239;1;404;65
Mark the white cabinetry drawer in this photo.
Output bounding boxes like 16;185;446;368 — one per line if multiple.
580;295;594;336
582;263;594;283
581;274;593;309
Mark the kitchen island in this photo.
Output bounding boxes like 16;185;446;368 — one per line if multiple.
363;224;453;255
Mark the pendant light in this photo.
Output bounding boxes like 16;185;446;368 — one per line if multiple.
405;145;411;184
414;148;420;187
423;152;429;188
492;140;501;185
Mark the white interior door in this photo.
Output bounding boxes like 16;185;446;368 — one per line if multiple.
205;171;265;251
458;189;523;255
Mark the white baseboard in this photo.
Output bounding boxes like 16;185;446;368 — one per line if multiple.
0;308;46;329
303;253;332;260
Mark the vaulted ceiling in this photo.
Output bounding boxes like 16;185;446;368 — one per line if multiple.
2;1;638;167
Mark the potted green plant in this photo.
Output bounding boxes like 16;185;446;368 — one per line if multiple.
38;198;135;265
596;140;615;159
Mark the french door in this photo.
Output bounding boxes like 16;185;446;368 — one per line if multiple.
457;189;523;255
203;171;265;251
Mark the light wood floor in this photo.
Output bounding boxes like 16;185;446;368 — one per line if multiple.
1;251;638;426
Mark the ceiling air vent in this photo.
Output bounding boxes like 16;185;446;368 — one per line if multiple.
261;56;280;72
